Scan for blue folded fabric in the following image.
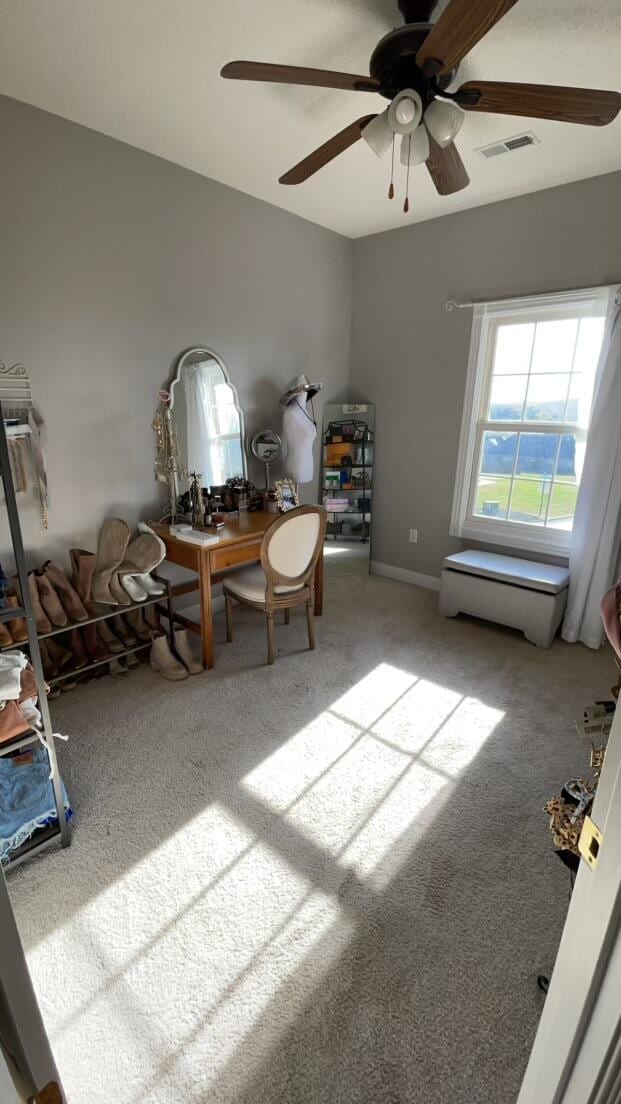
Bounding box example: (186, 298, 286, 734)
(0, 745, 73, 864)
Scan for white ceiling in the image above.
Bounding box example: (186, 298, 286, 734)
(0, 0, 620, 238)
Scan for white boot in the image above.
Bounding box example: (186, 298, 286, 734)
(121, 575, 149, 602)
(174, 628, 203, 675)
(134, 573, 166, 596)
(150, 634, 188, 680)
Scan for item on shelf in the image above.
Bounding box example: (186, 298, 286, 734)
(274, 478, 298, 513)
(0, 650, 28, 702)
(125, 608, 152, 643)
(108, 659, 129, 680)
(67, 629, 88, 669)
(112, 615, 137, 647)
(5, 595, 28, 641)
(70, 548, 97, 608)
(42, 561, 88, 622)
(150, 635, 188, 680)
(92, 517, 131, 605)
(82, 624, 109, 664)
(0, 746, 73, 867)
(97, 621, 124, 654)
(25, 573, 52, 633)
(46, 639, 76, 690)
(173, 629, 203, 675)
(0, 562, 9, 608)
(116, 532, 166, 604)
(34, 573, 67, 628)
(0, 619, 12, 648)
(325, 498, 349, 512)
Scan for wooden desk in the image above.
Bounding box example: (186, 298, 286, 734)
(151, 512, 324, 669)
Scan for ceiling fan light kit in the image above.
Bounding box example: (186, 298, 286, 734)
(424, 98, 465, 148)
(221, 0, 621, 215)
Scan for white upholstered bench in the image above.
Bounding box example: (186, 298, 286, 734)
(438, 550, 569, 648)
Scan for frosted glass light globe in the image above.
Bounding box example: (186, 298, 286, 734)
(395, 98, 416, 126)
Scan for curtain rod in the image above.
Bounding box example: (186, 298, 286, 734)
(445, 283, 619, 313)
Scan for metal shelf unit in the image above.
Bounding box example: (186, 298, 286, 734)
(0, 403, 72, 868)
(322, 422, 373, 543)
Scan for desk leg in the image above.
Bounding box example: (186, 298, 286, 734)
(198, 552, 215, 669)
(314, 546, 324, 617)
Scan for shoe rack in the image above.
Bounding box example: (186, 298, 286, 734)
(0, 583, 177, 687)
(0, 404, 72, 868)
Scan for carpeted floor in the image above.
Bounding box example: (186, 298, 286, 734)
(6, 573, 614, 1104)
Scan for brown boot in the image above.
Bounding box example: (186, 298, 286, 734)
(82, 623, 109, 663)
(35, 572, 68, 628)
(97, 621, 124, 653)
(0, 616, 12, 647)
(112, 615, 137, 646)
(67, 629, 88, 669)
(12, 574, 52, 634)
(5, 595, 28, 642)
(125, 607, 152, 642)
(42, 561, 88, 622)
(39, 639, 59, 679)
(143, 603, 161, 632)
(108, 572, 132, 607)
(70, 548, 97, 607)
(92, 519, 130, 604)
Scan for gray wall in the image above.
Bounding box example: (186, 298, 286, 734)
(351, 172, 621, 579)
(0, 95, 352, 568)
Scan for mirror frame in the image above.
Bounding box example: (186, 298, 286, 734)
(169, 346, 247, 486)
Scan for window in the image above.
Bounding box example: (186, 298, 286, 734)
(450, 288, 610, 556)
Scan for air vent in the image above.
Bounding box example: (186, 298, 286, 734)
(477, 131, 540, 159)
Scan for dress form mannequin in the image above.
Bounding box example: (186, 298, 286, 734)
(282, 393, 317, 484)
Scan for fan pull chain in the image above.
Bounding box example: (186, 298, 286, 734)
(403, 135, 411, 214)
(388, 134, 395, 200)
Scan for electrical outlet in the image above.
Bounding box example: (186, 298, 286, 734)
(409, 528, 418, 543)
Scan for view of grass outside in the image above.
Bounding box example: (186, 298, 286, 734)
(475, 474, 578, 527)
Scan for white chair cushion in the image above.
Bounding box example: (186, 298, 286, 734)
(267, 512, 320, 578)
(224, 565, 304, 605)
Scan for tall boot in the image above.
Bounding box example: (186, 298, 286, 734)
(112, 615, 137, 647)
(70, 549, 97, 609)
(136, 523, 167, 595)
(5, 595, 28, 642)
(35, 572, 68, 628)
(108, 573, 132, 607)
(12, 574, 52, 634)
(42, 561, 88, 622)
(117, 533, 165, 603)
(92, 519, 130, 605)
(46, 638, 77, 691)
(0, 618, 12, 647)
(67, 629, 88, 669)
(97, 621, 124, 653)
(125, 607, 152, 642)
(82, 623, 109, 664)
(143, 603, 161, 632)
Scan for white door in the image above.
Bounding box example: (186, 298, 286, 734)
(518, 699, 621, 1103)
(0, 868, 65, 1102)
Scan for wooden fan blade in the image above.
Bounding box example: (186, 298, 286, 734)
(416, 0, 520, 76)
(456, 81, 621, 127)
(221, 61, 380, 93)
(279, 116, 377, 185)
(425, 134, 470, 195)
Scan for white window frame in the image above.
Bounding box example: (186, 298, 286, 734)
(450, 286, 611, 558)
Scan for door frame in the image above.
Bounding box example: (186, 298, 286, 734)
(518, 703, 621, 1103)
(0, 868, 64, 1102)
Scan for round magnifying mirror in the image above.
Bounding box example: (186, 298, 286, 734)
(250, 430, 283, 489)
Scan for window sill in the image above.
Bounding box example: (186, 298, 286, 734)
(451, 518, 571, 560)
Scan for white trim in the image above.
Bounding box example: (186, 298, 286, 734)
(371, 560, 441, 591)
(450, 285, 611, 556)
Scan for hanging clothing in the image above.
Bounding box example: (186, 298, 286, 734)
(562, 288, 621, 648)
(282, 394, 317, 485)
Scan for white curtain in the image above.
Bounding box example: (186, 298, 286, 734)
(185, 363, 219, 486)
(562, 288, 621, 648)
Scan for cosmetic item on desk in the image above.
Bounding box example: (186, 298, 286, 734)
(211, 514, 226, 529)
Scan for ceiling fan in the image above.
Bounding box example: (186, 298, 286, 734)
(221, 0, 621, 213)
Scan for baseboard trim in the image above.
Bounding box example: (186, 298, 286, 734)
(371, 561, 441, 592)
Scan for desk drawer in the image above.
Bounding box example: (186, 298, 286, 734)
(211, 540, 262, 573)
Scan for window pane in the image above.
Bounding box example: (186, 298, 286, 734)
(493, 323, 535, 375)
(556, 433, 579, 480)
(548, 481, 578, 529)
(530, 319, 578, 374)
(474, 476, 511, 520)
(508, 477, 551, 525)
(488, 375, 528, 420)
(573, 317, 605, 375)
(525, 373, 570, 421)
(480, 431, 517, 475)
(516, 433, 560, 478)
